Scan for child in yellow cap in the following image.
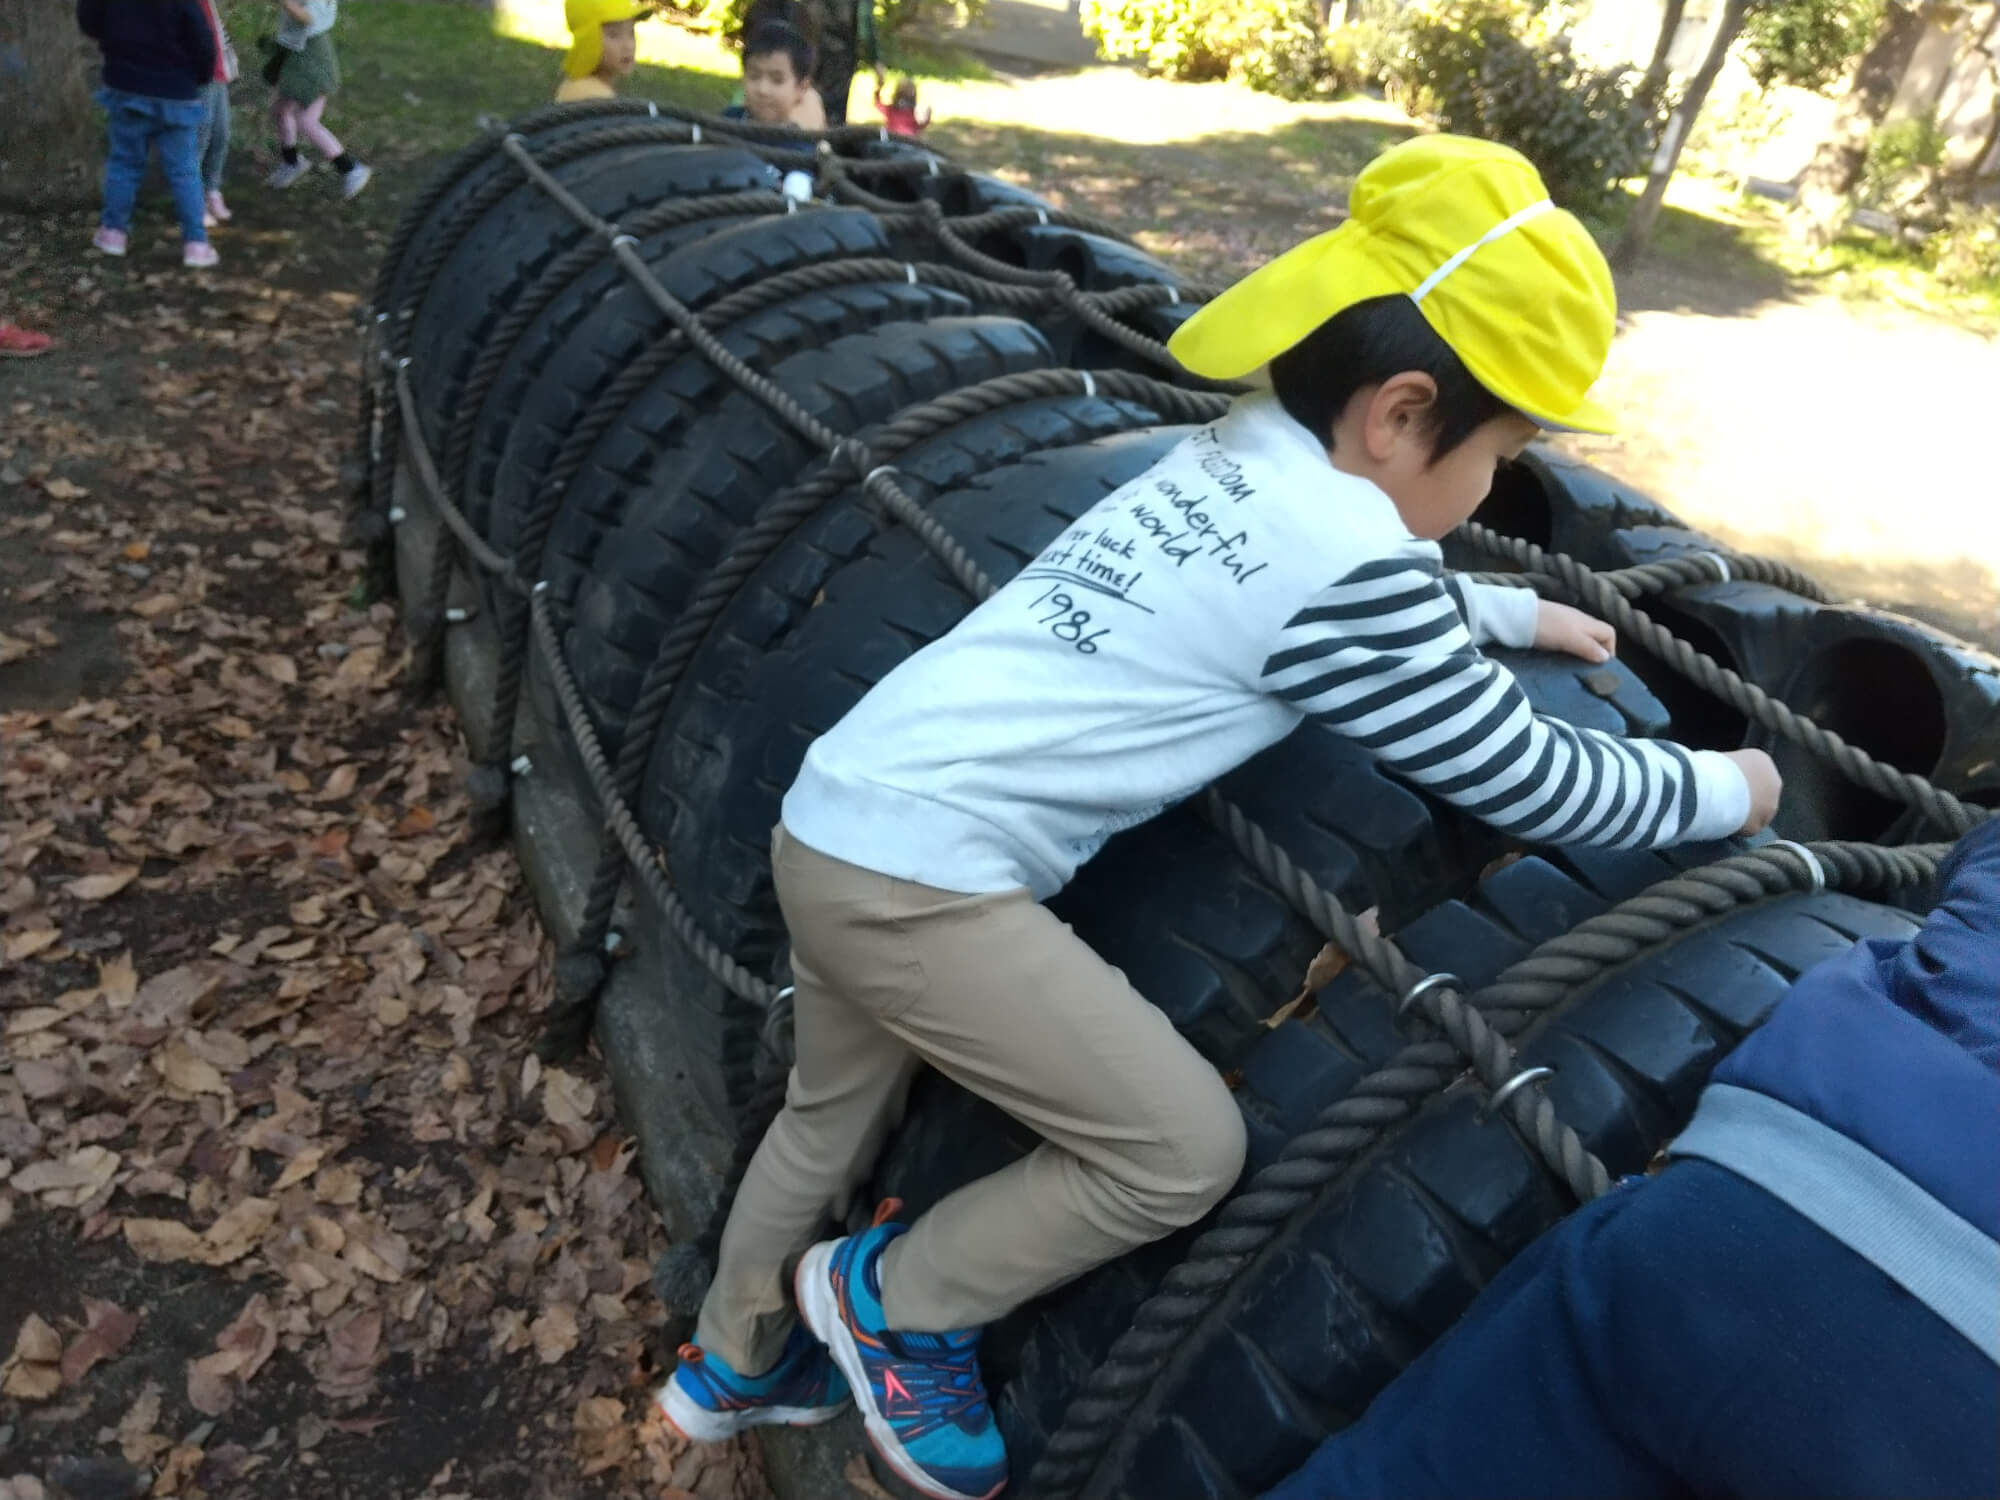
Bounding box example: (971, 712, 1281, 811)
(555, 0, 647, 103)
(655, 134, 1782, 1500)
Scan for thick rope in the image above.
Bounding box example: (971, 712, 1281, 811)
(1458, 523, 1987, 836)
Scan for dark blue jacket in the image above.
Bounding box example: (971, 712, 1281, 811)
(1265, 819, 2000, 1500)
(77, 0, 215, 101)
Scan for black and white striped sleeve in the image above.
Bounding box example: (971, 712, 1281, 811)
(1261, 556, 1750, 848)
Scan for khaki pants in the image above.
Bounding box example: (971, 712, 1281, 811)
(695, 825, 1247, 1375)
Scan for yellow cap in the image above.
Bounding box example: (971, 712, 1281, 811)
(1168, 135, 1618, 434)
(563, 0, 651, 78)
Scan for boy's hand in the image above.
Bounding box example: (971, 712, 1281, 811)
(1725, 748, 1782, 835)
(1533, 601, 1615, 664)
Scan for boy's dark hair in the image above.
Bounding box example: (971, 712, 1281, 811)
(742, 21, 814, 81)
(737, 0, 817, 45)
(1268, 294, 1515, 462)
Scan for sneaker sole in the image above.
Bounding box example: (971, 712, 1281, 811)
(794, 1242, 1004, 1500)
(653, 1376, 847, 1444)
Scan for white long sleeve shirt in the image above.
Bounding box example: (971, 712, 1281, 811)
(783, 394, 1749, 898)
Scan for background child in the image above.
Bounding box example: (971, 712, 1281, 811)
(656, 134, 1781, 1500)
(195, 0, 235, 225)
(724, 0, 825, 128)
(76, 0, 217, 269)
(262, 0, 370, 199)
(555, 0, 646, 103)
(871, 64, 929, 138)
(724, 21, 823, 128)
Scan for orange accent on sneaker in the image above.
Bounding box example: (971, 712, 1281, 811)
(871, 1197, 904, 1227)
(880, 1367, 917, 1411)
(677, 1343, 705, 1365)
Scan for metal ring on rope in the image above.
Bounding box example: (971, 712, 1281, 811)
(1766, 838, 1828, 894)
(1481, 1064, 1556, 1119)
(1398, 972, 1464, 1019)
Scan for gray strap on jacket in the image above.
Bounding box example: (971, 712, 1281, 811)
(1672, 1082, 2000, 1364)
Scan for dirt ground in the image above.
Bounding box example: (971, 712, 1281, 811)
(0, 192, 765, 1499)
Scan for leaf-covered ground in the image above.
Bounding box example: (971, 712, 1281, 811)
(0, 175, 767, 1500)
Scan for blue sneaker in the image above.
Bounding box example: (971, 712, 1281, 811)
(794, 1203, 1007, 1500)
(655, 1324, 851, 1442)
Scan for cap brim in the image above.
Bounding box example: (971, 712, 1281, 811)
(1506, 391, 1616, 437)
(1168, 220, 1402, 382)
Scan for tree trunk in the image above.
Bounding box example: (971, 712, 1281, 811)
(1788, 0, 1934, 251)
(0, 0, 100, 210)
(1944, 3, 2000, 200)
(805, 0, 861, 125)
(1613, 0, 1750, 272)
(1641, 0, 1691, 101)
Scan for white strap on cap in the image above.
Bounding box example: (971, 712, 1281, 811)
(1409, 198, 1555, 305)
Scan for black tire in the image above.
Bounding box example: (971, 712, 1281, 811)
(878, 853, 1915, 1496)
(448, 201, 774, 534)
(1595, 525, 2000, 842)
(642, 430, 1189, 1131)
(476, 208, 916, 578)
(564, 315, 1058, 747)
(405, 144, 775, 450)
(497, 281, 976, 618)
(378, 114, 671, 342)
(1443, 448, 1688, 576)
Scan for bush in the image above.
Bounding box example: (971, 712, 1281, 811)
(1081, 0, 1331, 98)
(1928, 203, 2000, 292)
(1859, 115, 1947, 219)
(1740, 0, 1884, 93)
(1377, 0, 1661, 212)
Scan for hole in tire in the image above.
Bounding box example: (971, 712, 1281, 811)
(1624, 600, 1751, 751)
(1781, 637, 1949, 842)
(1467, 460, 1554, 551)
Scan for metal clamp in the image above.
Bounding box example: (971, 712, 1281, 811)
(690, 121, 701, 142)
(510, 754, 533, 776)
(1079, 371, 1096, 398)
(603, 929, 626, 956)
(1766, 838, 1827, 893)
(1696, 551, 1732, 584)
(610, 232, 640, 252)
(1397, 972, 1464, 1019)
(904, 263, 919, 285)
(387, 506, 407, 524)
(1036, 208, 1050, 225)
(1483, 1065, 1556, 1118)
(1166, 286, 1181, 304)
(444, 606, 472, 624)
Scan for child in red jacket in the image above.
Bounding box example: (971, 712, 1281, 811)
(871, 64, 930, 138)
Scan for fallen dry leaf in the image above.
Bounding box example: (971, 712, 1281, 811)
(1, 1312, 63, 1401)
(12, 1146, 119, 1208)
(59, 1298, 141, 1385)
(201, 1196, 278, 1265)
(155, 1037, 228, 1097)
(529, 1301, 580, 1365)
(314, 1305, 384, 1402)
(123, 1217, 206, 1263)
(4, 925, 61, 962)
(63, 867, 138, 902)
(186, 1294, 279, 1415)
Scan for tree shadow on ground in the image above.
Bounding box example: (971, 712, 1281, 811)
(930, 113, 1420, 283)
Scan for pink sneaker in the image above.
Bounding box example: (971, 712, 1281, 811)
(92, 226, 127, 257)
(206, 190, 232, 223)
(183, 241, 219, 269)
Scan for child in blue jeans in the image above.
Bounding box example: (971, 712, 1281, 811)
(77, 0, 218, 268)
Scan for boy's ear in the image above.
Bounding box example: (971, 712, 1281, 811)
(1362, 372, 1438, 461)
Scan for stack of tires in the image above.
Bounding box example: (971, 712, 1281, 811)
(368, 106, 1985, 1500)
